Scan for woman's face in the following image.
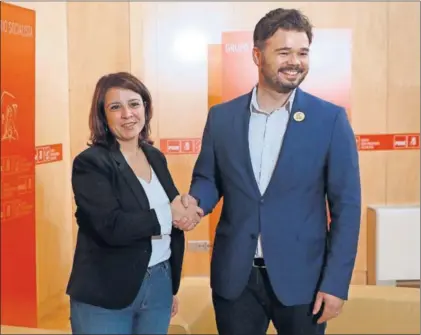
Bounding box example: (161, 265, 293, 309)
(103, 87, 145, 143)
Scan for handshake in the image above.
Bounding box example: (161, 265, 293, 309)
(170, 194, 204, 231)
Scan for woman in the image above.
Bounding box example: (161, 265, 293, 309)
(66, 72, 202, 334)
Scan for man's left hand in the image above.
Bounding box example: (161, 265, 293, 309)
(312, 291, 344, 324)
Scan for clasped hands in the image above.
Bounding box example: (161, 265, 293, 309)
(171, 194, 203, 231)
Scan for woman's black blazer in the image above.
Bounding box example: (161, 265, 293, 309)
(66, 142, 185, 309)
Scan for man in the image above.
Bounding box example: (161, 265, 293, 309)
(174, 7, 361, 335)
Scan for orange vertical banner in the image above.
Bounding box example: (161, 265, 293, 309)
(1, 2, 37, 327)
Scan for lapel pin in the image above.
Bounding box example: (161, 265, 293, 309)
(293, 111, 305, 122)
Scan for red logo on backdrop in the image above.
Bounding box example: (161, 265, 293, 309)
(355, 133, 420, 151)
(160, 138, 201, 155)
(35, 143, 63, 165)
(393, 135, 408, 149)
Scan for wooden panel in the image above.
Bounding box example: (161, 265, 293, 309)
(129, 3, 159, 142)
(387, 2, 420, 134)
(67, 2, 131, 246)
(351, 270, 368, 286)
(386, 2, 420, 205)
(386, 151, 420, 204)
(67, 1, 131, 159)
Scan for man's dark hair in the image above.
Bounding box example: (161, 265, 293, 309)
(253, 8, 313, 49)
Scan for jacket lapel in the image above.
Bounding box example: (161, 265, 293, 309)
(235, 88, 308, 198)
(264, 88, 308, 196)
(234, 91, 261, 199)
(141, 143, 178, 202)
(110, 147, 150, 209)
(111, 143, 178, 209)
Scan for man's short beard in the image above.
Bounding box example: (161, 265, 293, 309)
(262, 71, 304, 94)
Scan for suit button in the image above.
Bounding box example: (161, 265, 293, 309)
(250, 234, 257, 239)
(260, 198, 264, 204)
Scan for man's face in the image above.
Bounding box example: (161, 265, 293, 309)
(253, 29, 310, 93)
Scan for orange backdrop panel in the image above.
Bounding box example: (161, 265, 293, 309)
(1, 2, 37, 327)
(221, 31, 256, 101)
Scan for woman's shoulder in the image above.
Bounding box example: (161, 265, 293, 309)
(73, 144, 113, 170)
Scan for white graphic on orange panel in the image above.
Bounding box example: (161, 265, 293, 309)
(181, 140, 193, 153)
(167, 140, 181, 153)
(408, 135, 419, 148)
(183, 141, 191, 151)
(1, 91, 19, 141)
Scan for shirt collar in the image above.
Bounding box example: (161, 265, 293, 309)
(250, 85, 296, 115)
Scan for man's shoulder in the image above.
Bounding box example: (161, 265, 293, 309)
(209, 91, 251, 116)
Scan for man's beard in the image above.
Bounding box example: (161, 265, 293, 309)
(262, 66, 308, 94)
